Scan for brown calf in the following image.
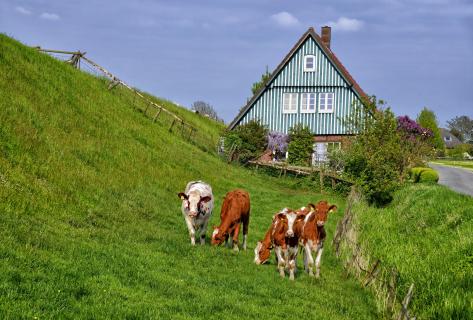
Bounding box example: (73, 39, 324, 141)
(298, 201, 337, 278)
(211, 189, 250, 251)
(254, 210, 290, 277)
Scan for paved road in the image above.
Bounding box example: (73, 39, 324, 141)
(429, 163, 473, 197)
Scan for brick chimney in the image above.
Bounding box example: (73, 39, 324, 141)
(321, 26, 331, 49)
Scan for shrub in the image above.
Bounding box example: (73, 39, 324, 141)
(419, 169, 439, 183)
(287, 124, 313, 166)
(409, 167, 430, 182)
(223, 120, 268, 163)
(343, 99, 404, 206)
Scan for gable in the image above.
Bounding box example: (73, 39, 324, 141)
(271, 37, 346, 88)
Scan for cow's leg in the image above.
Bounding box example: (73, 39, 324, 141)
(184, 215, 196, 246)
(305, 242, 315, 277)
(303, 247, 309, 272)
(198, 219, 209, 245)
(315, 242, 324, 278)
(225, 234, 229, 248)
(232, 223, 241, 251)
(275, 246, 286, 278)
(288, 246, 298, 281)
(242, 214, 250, 251)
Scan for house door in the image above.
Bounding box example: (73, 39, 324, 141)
(312, 143, 328, 165)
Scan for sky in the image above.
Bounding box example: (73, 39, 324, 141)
(1, 0, 472, 126)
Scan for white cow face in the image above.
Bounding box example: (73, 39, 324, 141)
(285, 210, 305, 237)
(178, 191, 211, 217)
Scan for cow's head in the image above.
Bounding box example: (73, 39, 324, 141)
(211, 226, 225, 246)
(308, 201, 337, 226)
(285, 209, 305, 238)
(254, 241, 271, 265)
(178, 191, 212, 218)
(254, 212, 287, 264)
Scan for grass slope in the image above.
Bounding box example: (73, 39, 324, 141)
(353, 184, 473, 319)
(0, 34, 378, 319)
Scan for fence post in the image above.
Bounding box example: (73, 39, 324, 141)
(398, 284, 414, 320)
(153, 108, 162, 122)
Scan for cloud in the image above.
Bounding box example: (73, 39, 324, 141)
(326, 17, 364, 32)
(40, 12, 60, 21)
(271, 11, 300, 27)
(15, 6, 32, 15)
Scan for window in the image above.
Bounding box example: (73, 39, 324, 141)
(304, 55, 316, 72)
(311, 142, 341, 165)
(282, 93, 298, 113)
(444, 136, 452, 142)
(319, 93, 334, 113)
(301, 93, 316, 113)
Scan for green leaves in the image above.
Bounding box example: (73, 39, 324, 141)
(287, 124, 313, 166)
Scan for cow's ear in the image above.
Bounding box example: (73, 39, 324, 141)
(308, 203, 316, 211)
(200, 196, 212, 203)
(328, 205, 338, 213)
(178, 192, 188, 200)
(276, 213, 286, 220)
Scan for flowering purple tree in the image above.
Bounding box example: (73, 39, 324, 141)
(267, 131, 288, 160)
(396, 115, 434, 167)
(397, 115, 432, 141)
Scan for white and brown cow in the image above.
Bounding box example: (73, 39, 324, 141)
(299, 201, 337, 278)
(211, 189, 250, 251)
(254, 209, 290, 277)
(177, 181, 214, 246)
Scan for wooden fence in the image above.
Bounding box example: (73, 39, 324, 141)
(248, 160, 352, 192)
(33, 47, 213, 149)
(332, 188, 417, 320)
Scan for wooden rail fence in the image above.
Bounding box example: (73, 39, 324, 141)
(34, 47, 198, 139)
(248, 160, 352, 192)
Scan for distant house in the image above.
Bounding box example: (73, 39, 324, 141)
(228, 26, 369, 163)
(440, 128, 461, 149)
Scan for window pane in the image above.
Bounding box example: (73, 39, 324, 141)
(290, 94, 297, 110)
(301, 94, 307, 110)
(283, 94, 290, 110)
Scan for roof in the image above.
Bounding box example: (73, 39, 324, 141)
(440, 128, 462, 148)
(228, 27, 369, 130)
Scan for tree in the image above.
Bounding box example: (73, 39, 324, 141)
(191, 101, 222, 122)
(251, 66, 271, 95)
(342, 98, 433, 206)
(287, 124, 313, 166)
(447, 115, 473, 143)
(416, 107, 444, 150)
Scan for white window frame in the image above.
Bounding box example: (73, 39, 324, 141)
(304, 55, 316, 72)
(282, 93, 298, 114)
(318, 92, 334, 113)
(300, 93, 316, 113)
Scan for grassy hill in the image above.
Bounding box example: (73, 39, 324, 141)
(351, 184, 473, 319)
(0, 34, 378, 319)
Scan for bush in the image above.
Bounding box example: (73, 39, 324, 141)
(223, 120, 268, 163)
(287, 124, 313, 166)
(409, 167, 439, 183)
(409, 167, 430, 182)
(419, 169, 439, 183)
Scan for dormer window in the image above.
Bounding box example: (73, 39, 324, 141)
(304, 55, 316, 72)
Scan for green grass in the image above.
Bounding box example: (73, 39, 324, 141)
(0, 34, 378, 319)
(352, 184, 473, 319)
(431, 160, 473, 171)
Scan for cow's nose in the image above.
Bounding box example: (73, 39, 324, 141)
(189, 211, 197, 217)
(286, 230, 294, 237)
(317, 221, 325, 226)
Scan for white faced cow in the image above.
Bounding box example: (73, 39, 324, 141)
(178, 181, 214, 246)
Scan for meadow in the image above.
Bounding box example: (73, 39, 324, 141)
(0, 34, 378, 319)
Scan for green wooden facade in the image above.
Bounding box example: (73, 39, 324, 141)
(229, 27, 368, 138)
